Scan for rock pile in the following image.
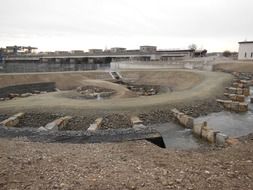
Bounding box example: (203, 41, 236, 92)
(76, 86, 115, 99)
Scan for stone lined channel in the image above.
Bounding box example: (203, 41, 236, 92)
(195, 87, 253, 138)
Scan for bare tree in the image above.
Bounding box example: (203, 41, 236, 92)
(188, 44, 197, 50)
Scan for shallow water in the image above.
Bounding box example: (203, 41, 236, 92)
(149, 122, 206, 150)
(195, 87, 253, 138)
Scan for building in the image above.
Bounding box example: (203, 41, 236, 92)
(89, 49, 103, 54)
(140, 46, 157, 53)
(6, 46, 37, 54)
(110, 47, 126, 53)
(71, 50, 84, 54)
(238, 41, 253, 60)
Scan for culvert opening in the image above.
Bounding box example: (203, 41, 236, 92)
(146, 136, 166, 148)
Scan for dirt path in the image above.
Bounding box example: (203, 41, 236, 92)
(1, 138, 252, 190)
(0, 70, 232, 116)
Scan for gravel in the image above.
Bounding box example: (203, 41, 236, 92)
(100, 114, 132, 129)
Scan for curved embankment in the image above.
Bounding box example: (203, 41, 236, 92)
(0, 69, 233, 115)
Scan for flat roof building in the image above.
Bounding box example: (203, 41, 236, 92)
(238, 41, 253, 60)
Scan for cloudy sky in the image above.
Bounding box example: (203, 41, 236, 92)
(0, 0, 252, 52)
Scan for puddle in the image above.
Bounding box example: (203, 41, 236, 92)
(149, 122, 207, 150)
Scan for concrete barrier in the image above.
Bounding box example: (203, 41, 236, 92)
(171, 108, 194, 128)
(216, 99, 248, 112)
(87, 118, 103, 131)
(0, 113, 25, 127)
(45, 116, 72, 131)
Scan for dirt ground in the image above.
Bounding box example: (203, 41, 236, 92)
(0, 138, 252, 190)
(0, 69, 232, 116)
(214, 62, 253, 73)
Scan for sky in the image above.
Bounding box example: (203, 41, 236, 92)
(0, 0, 253, 52)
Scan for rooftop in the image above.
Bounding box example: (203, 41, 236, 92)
(238, 41, 253, 44)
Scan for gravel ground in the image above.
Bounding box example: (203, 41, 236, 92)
(12, 112, 96, 131)
(139, 98, 224, 125)
(0, 138, 252, 190)
(100, 114, 132, 130)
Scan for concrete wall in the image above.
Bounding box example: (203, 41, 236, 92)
(238, 43, 253, 60)
(1, 62, 110, 73)
(0, 82, 56, 98)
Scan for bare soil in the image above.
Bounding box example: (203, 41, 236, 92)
(0, 138, 252, 190)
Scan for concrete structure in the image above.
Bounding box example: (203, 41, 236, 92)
(71, 50, 84, 54)
(110, 47, 126, 53)
(238, 41, 253, 60)
(2, 45, 202, 66)
(140, 46, 157, 53)
(5, 46, 37, 54)
(89, 49, 103, 54)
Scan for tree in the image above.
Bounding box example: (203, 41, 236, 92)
(223, 50, 231, 57)
(188, 44, 197, 50)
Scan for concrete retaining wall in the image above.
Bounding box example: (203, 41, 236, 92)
(0, 82, 56, 98)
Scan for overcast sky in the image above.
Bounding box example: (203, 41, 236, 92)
(0, 0, 253, 52)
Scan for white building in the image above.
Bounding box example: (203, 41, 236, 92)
(238, 41, 253, 60)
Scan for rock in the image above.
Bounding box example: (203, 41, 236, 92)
(216, 133, 229, 145)
(226, 138, 240, 145)
(0, 112, 25, 127)
(130, 116, 143, 125)
(37, 126, 48, 132)
(193, 122, 205, 136)
(21, 93, 33, 98)
(45, 116, 72, 131)
(238, 103, 248, 112)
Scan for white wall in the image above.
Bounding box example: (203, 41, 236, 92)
(238, 43, 253, 60)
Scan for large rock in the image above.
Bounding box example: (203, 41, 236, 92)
(45, 116, 72, 131)
(0, 112, 25, 127)
(87, 118, 103, 131)
(193, 122, 206, 136)
(130, 116, 143, 125)
(171, 108, 193, 128)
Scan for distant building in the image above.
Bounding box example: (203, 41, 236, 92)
(55, 51, 70, 55)
(6, 46, 37, 54)
(71, 50, 84, 54)
(110, 47, 126, 53)
(140, 46, 157, 53)
(238, 41, 253, 60)
(89, 49, 103, 54)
